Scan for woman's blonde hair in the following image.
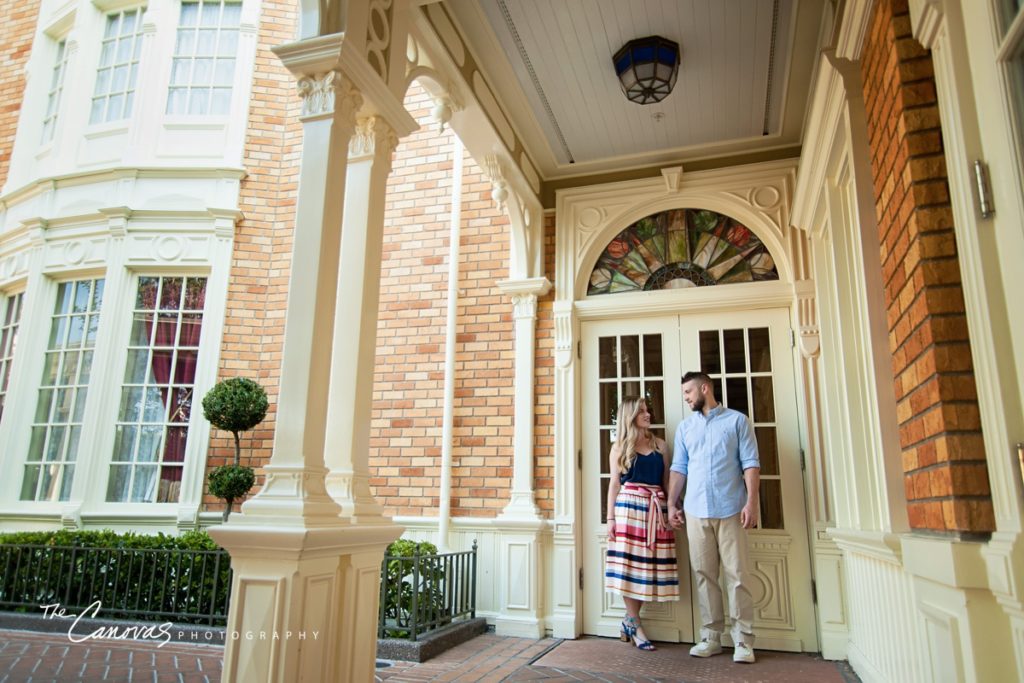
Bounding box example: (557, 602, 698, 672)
(616, 396, 651, 475)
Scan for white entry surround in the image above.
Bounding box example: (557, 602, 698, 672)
(548, 158, 838, 649)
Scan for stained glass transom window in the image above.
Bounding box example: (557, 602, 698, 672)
(587, 209, 779, 296)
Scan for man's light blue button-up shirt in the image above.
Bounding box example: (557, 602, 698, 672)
(670, 404, 760, 519)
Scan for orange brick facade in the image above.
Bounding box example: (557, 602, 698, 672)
(218, 10, 556, 517)
(206, 0, 302, 508)
(860, 0, 993, 533)
(0, 0, 40, 191)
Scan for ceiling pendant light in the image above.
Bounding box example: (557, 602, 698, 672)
(613, 35, 680, 105)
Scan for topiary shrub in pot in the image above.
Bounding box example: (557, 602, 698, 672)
(202, 377, 268, 521)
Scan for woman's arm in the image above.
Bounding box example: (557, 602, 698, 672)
(607, 443, 622, 541)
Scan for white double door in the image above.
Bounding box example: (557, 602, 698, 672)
(580, 308, 818, 652)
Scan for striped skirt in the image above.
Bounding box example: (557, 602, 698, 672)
(604, 484, 680, 602)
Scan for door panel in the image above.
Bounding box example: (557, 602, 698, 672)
(582, 318, 692, 643)
(581, 309, 819, 652)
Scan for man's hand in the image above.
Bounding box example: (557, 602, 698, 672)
(668, 505, 685, 529)
(740, 500, 758, 529)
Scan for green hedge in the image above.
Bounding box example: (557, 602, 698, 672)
(0, 529, 231, 625)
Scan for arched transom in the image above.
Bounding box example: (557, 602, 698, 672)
(587, 208, 779, 295)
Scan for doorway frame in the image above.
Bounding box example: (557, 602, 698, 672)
(548, 159, 836, 654)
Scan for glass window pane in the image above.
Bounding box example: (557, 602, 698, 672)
(642, 334, 662, 376)
(34, 390, 53, 422)
(174, 350, 198, 383)
(222, 2, 242, 25)
(599, 337, 616, 378)
(40, 353, 60, 385)
(124, 349, 151, 383)
(699, 330, 720, 374)
(619, 336, 640, 377)
(59, 352, 80, 385)
(171, 58, 191, 85)
(600, 430, 612, 475)
(193, 58, 213, 85)
(130, 314, 153, 345)
(189, 90, 210, 115)
(751, 377, 775, 423)
(180, 2, 199, 26)
(167, 88, 188, 114)
(748, 327, 771, 372)
(143, 386, 167, 422)
(184, 278, 207, 309)
(106, 465, 131, 501)
(201, 3, 221, 25)
(136, 277, 159, 309)
(644, 381, 664, 424)
(218, 29, 238, 55)
(112, 425, 138, 462)
(211, 87, 232, 114)
(120, 386, 144, 422)
(21, 466, 41, 499)
(27, 427, 46, 461)
(197, 29, 217, 54)
(756, 427, 779, 476)
(622, 381, 640, 399)
(131, 466, 157, 502)
(138, 425, 164, 461)
(158, 467, 183, 503)
(759, 480, 784, 529)
(169, 387, 192, 423)
(600, 382, 617, 426)
(164, 426, 188, 462)
(724, 377, 748, 417)
(723, 329, 746, 373)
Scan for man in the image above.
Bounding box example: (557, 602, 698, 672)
(668, 371, 760, 664)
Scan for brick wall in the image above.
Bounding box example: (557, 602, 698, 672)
(206, 0, 301, 507)
(370, 84, 517, 517)
(534, 213, 556, 516)
(0, 0, 40, 189)
(860, 0, 993, 533)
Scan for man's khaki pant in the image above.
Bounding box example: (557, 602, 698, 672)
(685, 512, 755, 645)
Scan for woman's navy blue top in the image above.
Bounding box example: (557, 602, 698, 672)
(619, 451, 664, 485)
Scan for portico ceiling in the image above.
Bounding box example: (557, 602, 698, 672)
(444, 0, 829, 180)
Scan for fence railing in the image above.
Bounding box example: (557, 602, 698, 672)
(0, 544, 232, 625)
(378, 540, 477, 641)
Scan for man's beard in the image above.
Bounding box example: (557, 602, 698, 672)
(691, 396, 705, 412)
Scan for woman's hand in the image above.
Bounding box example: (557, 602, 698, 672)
(607, 521, 617, 542)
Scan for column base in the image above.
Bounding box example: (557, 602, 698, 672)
(493, 517, 546, 639)
(209, 521, 402, 683)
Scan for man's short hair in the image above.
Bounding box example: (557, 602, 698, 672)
(681, 371, 713, 387)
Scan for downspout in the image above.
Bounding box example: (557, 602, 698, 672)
(439, 134, 463, 551)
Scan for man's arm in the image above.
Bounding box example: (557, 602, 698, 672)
(668, 424, 688, 527)
(740, 466, 760, 529)
(738, 415, 760, 529)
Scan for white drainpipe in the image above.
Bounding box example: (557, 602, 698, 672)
(438, 134, 463, 550)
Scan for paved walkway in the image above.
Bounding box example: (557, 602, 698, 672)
(0, 629, 858, 682)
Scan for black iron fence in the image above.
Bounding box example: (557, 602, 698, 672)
(378, 540, 478, 641)
(0, 543, 232, 625)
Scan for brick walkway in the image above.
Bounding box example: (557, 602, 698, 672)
(0, 629, 857, 682)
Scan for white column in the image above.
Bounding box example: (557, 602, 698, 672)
(495, 279, 550, 520)
(322, 113, 399, 524)
(208, 50, 400, 683)
(438, 134, 464, 550)
(491, 277, 549, 638)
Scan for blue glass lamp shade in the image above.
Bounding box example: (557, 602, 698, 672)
(613, 36, 680, 105)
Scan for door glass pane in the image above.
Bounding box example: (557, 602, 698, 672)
(595, 332, 665, 524)
(751, 377, 775, 422)
(760, 480, 784, 529)
(644, 381, 664, 423)
(748, 328, 771, 372)
(642, 334, 662, 375)
(619, 336, 640, 377)
(599, 337, 616, 377)
(755, 427, 779, 476)
(600, 382, 617, 425)
(699, 330, 720, 374)
(725, 377, 749, 417)
(723, 329, 746, 373)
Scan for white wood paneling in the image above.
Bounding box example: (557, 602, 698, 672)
(479, 0, 790, 164)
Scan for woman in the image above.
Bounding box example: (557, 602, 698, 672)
(604, 396, 679, 651)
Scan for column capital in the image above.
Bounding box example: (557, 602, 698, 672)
(349, 115, 399, 164)
(296, 70, 364, 122)
(496, 276, 551, 299)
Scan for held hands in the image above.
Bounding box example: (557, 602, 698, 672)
(740, 500, 759, 529)
(668, 505, 685, 529)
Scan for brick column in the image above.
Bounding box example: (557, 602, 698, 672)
(860, 0, 993, 534)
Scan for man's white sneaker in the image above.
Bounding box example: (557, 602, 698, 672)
(689, 639, 723, 657)
(733, 642, 756, 663)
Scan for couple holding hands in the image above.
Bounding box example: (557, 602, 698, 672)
(604, 371, 760, 664)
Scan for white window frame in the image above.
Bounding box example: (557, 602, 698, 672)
(0, 291, 26, 427)
(88, 6, 145, 125)
(20, 278, 106, 503)
(166, 0, 243, 116)
(106, 274, 209, 504)
(41, 39, 71, 144)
